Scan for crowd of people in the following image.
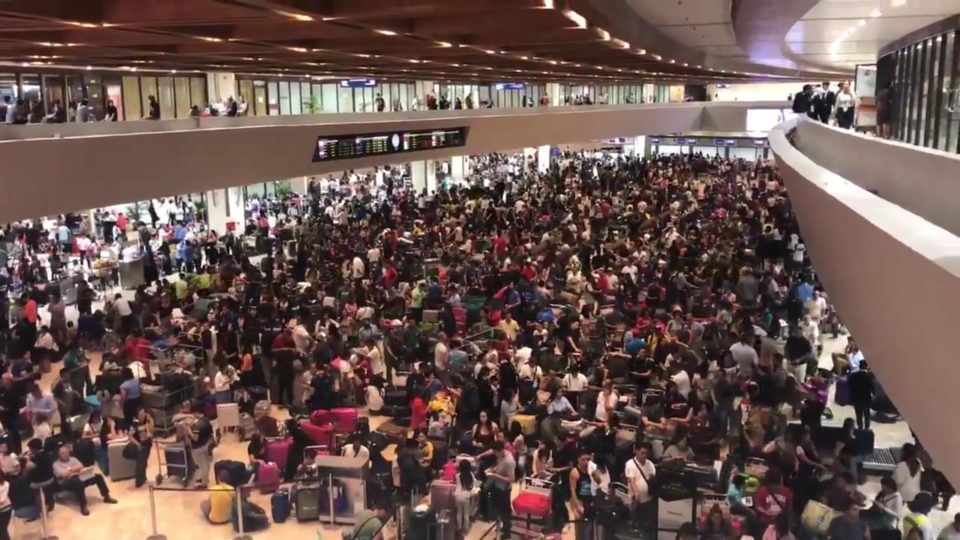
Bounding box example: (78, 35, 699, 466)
(0, 146, 952, 540)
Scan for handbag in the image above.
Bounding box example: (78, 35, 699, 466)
(633, 458, 659, 499)
(800, 499, 838, 534)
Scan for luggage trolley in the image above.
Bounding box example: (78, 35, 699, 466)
(154, 440, 191, 487)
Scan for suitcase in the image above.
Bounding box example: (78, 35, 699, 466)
(376, 420, 407, 445)
(254, 400, 271, 419)
(141, 384, 167, 410)
(330, 407, 358, 433)
(256, 415, 280, 437)
(271, 488, 291, 523)
(511, 414, 537, 435)
(431, 480, 456, 512)
(300, 421, 335, 447)
(266, 437, 293, 471)
(835, 376, 851, 406)
(247, 386, 270, 403)
(214, 459, 249, 487)
(257, 462, 281, 493)
(356, 416, 370, 436)
(217, 402, 241, 430)
(310, 409, 330, 426)
(382, 405, 411, 418)
(240, 413, 256, 440)
(295, 482, 322, 522)
(107, 439, 137, 481)
(385, 389, 407, 407)
(163, 443, 190, 481)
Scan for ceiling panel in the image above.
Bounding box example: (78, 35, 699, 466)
(625, 0, 732, 26)
(658, 24, 740, 47)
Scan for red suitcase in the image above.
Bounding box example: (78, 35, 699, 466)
(299, 421, 335, 448)
(266, 437, 293, 471)
(330, 408, 358, 433)
(256, 462, 281, 494)
(310, 409, 330, 426)
(442, 461, 457, 482)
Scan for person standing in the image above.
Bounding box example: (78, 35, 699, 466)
(104, 99, 118, 121)
(486, 441, 516, 538)
(849, 361, 875, 430)
(570, 449, 597, 540)
(625, 442, 657, 534)
(835, 83, 857, 129)
(146, 95, 160, 120)
(813, 82, 836, 124)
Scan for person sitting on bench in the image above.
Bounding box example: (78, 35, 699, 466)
(51, 445, 117, 515)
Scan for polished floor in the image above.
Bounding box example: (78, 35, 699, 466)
(13, 313, 954, 540)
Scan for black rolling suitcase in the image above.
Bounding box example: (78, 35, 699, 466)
(295, 482, 322, 522)
(214, 459, 249, 487)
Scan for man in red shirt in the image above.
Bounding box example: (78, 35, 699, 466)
(382, 261, 398, 289)
(754, 469, 793, 526)
(125, 330, 151, 368)
(22, 294, 37, 325)
(492, 233, 508, 259)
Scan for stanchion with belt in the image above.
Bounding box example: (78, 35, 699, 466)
(145, 486, 166, 540)
(34, 483, 58, 540)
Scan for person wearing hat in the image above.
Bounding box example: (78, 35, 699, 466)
(902, 491, 935, 540)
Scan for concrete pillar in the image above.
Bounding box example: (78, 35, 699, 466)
(290, 176, 310, 195)
(206, 186, 245, 235)
(546, 82, 561, 107)
(205, 72, 236, 104)
(450, 156, 467, 183)
(537, 145, 551, 173)
(627, 136, 647, 156)
(411, 160, 437, 194)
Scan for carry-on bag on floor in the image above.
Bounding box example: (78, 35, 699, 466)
(835, 376, 851, 407)
(214, 459, 249, 488)
(217, 402, 241, 431)
(430, 480, 456, 512)
(257, 462, 281, 493)
(266, 437, 293, 471)
(295, 482, 323, 522)
(330, 407, 359, 433)
(163, 443, 190, 481)
(271, 488, 291, 523)
(107, 439, 137, 481)
(300, 421, 335, 448)
(385, 389, 407, 407)
(310, 409, 331, 426)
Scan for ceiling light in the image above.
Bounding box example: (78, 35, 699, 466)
(858, 19, 866, 26)
(408, 59, 420, 63)
(613, 39, 630, 49)
(669, 59, 676, 63)
(86, 65, 92, 70)
(483, 49, 495, 54)
(891, 0, 905, 6)
(870, 9, 882, 17)
(436, 41, 452, 47)
(287, 46, 308, 53)
(274, 9, 313, 21)
(635, 49, 647, 55)
(520, 55, 529, 60)
(357, 53, 371, 58)
(170, 69, 177, 74)
(374, 29, 397, 36)
(651, 54, 662, 60)
(67, 21, 97, 28)
(596, 28, 611, 41)
(100, 22, 116, 27)
(562, 10, 587, 28)
(196, 36, 222, 42)
(541, 0, 555, 8)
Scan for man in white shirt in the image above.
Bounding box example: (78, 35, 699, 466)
(624, 443, 657, 533)
(351, 256, 366, 280)
(434, 333, 450, 374)
(355, 338, 384, 377)
(562, 366, 589, 392)
(291, 319, 313, 355)
(729, 335, 758, 378)
(670, 365, 691, 399)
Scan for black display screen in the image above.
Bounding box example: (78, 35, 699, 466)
(312, 127, 468, 162)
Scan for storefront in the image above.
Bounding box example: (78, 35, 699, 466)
(878, 22, 960, 153)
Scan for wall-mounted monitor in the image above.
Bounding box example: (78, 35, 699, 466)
(339, 79, 377, 88)
(313, 127, 469, 162)
(494, 82, 525, 90)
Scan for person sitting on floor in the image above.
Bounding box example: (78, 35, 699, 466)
(201, 469, 234, 525)
(232, 486, 269, 532)
(51, 444, 117, 516)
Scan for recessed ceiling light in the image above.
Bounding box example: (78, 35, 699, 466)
(436, 41, 452, 48)
(613, 39, 630, 49)
(85, 65, 92, 70)
(870, 9, 882, 17)
(196, 36, 222, 42)
(287, 46, 308, 53)
(520, 55, 529, 60)
(858, 19, 866, 26)
(541, 0, 555, 8)
(562, 10, 587, 28)
(274, 10, 313, 21)
(891, 0, 905, 6)
(66, 21, 97, 28)
(374, 29, 397, 36)
(483, 49, 495, 54)
(596, 28, 611, 41)
(651, 54, 662, 60)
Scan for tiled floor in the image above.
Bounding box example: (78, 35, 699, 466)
(15, 309, 955, 540)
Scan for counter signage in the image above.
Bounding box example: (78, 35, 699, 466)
(339, 78, 377, 88)
(754, 139, 767, 147)
(650, 137, 660, 144)
(313, 127, 469, 162)
(714, 138, 725, 146)
(494, 82, 525, 90)
(724, 139, 737, 146)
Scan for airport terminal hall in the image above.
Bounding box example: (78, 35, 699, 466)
(0, 0, 959, 539)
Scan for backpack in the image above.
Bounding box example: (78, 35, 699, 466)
(459, 382, 480, 415)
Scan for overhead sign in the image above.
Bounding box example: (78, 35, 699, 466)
(313, 127, 469, 162)
(339, 78, 377, 88)
(494, 82, 525, 90)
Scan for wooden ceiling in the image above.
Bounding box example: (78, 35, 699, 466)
(0, 0, 773, 83)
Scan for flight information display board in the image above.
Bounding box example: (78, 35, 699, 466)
(312, 127, 468, 162)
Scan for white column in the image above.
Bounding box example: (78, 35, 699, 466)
(290, 176, 310, 195)
(205, 187, 245, 235)
(414, 80, 434, 109)
(205, 72, 236, 104)
(626, 136, 647, 156)
(411, 160, 437, 194)
(546, 82, 561, 106)
(450, 156, 467, 183)
(537, 145, 551, 173)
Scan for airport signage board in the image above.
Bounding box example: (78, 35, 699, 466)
(313, 127, 469, 162)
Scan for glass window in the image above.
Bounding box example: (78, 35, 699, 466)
(65, 75, 84, 109)
(267, 81, 279, 115)
(85, 74, 105, 118)
(42, 75, 65, 114)
(339, 84, 353, 112)
(300, 82, 311, 112)
(938, 32, 955, 151)
(290, 81, 301, 114)
(278, 81, 291, 115)
(382, 84, 392, 112)
(140, 76, 158, 119)
(311, 83, 323, 112)
(189, 77, 206, 111)
(949, 31, 960, 153)
(122, 76, 142, 120)
(157, 76, 175, 120)
(321, 83, 337, 113)
(930, 36, 946, 149)
(400, 84, 410, 111)
(918, 40, 933, 146)
(254, 81, 267, 116)
(238, 79, 254, 115)
(174, 77, 191, 118)
(364, 86, 374, 112)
